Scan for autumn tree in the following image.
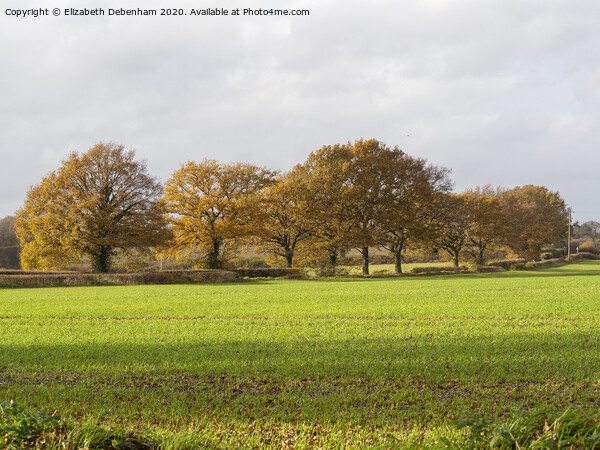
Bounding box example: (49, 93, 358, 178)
(301, 139, 396, 275)
(300, 139, 452, 275)
(498, 185, 568, 259)
(252, 168, 314, 268)
(162, 159, 276, 269)
(15, 143, 169, 272)
(299, 143, 355, 271)
(338, 139, 396, 275)
(378, 160, 453, 274)
(461, 186, 505, 264)
(430, 193, 470, 267)
(0, 216, 21, 269)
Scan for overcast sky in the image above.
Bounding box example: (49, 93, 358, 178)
(2, 0, 599, 222)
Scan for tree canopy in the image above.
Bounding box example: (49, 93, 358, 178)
(15, 143, 168, 272)
(14, 139, 573, 272)
(162, 159, 276, 269)
(498, 185, 568, 260)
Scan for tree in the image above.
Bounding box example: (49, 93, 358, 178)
(574, 221, 600, 243)
(378, 160, 453, 274)
(15, 142, 168, 272)
(0, 216, 21, 269)
(251, 168, 314, 268)
(299, 143, 355, 271)
(461, 186, 504, 265)
(338, 139, 395, 275)
(430, 193, 470, 267)
(302, 139, 396, 275)
(162, 159, 276, 269)
(300, 138, 452, 275)
(498, 185, 568, 259)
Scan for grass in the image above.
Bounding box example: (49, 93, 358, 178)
(1, 261, 600, 447)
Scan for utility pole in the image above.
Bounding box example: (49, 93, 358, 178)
(567, 208, 572, 261)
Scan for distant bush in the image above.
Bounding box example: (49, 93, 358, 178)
(371, 254, 394, 265)
(487, 259, 527, 270)
(541, 247, 564, 259)
(231, 268, 302, 278)
(338, 255, 363, 266)
(473, 265, 504, 273)
(578, 241, 600, 255)
(411, 266, 468, 274)
(0, 270, 240, 288)
(569, 252, 600, 261)
(512, 263, 527, 270)
(228, 256, 270, 269)
(525, 258, 565, 269)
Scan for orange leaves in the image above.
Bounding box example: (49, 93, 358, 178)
(15, 142, 168, 272)
(162, 159, 276, 268)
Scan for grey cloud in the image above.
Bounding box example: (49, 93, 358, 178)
(2, 0, 600, 221)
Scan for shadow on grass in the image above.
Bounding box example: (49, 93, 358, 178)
(2, 327, 600, 380)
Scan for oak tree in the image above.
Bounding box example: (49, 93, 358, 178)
(15, 143, 168, 272)
(430, 193, 470, 267)
(461, 186, 504, 264)
(498, 185, 568, 259)
(378, 159, 453, 273)
(162, 159, 276, 269)
(299, 143, 355, 271)
(252, 168, 314, 268)
(301, 139, 452, 275)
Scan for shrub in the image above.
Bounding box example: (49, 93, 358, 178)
(0, 400, 61, 448)
(569, 252, 600, 261)
(578, 241, 600, 255)
(0, 270, 240, 288)
(371, 254, 395, 265)
(541, 247, 565, 259)
(228, 256, 270, 269)
(440, 408, 600, 449)
(525, 258, 565, 269)
(474, 265, 504, 273)
(338, 254, 363, 266)
(488, 259, 527, 270)
(231, 268, 302, 278)
(411, 266, 468, 274)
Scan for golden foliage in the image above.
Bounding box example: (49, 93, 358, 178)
(499, 185, 568, 259)
(162, 159, 276, 269)
(15, 142, 168, 272)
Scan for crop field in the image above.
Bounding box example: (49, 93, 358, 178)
(2, 261, 600, 447)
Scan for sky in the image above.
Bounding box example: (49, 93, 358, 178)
(2, 0, 600, 222)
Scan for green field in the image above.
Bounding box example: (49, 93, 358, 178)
(2, 261, 600, 447)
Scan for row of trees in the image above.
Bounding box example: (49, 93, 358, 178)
(14, 141, 570, 273)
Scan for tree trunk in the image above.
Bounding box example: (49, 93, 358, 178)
(453, 251, 460, 267)
(285, 249, 293, 268)
(91, 246, 112, 273)
(477, 244, 486, 265)
(328, 249, 337, 267)
(394, 250, 402, 274)
(392, 239, 405, 274)
(207, 240, 221, 269)
(361, 246, 369, 275)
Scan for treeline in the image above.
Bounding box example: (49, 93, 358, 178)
(12, 140, 569, 273)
